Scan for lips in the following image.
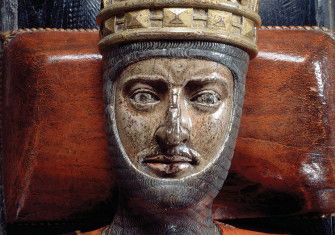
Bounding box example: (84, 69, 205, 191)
(142, 155, 195, 176)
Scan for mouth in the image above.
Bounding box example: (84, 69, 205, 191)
(142, 154, 198, 177)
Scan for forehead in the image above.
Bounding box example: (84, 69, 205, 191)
(119, 58, 232, 85)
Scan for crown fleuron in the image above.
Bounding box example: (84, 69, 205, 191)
(97, 0, 262, 57)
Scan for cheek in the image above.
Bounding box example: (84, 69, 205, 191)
(114, 93, 163, 161)
(190, 102, 233, 163)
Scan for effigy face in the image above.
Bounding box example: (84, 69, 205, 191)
(114, 58, 234, 179)
(97, 0, 261, 233)
(101, 42, 249, 233)
(102, 40, 250, 214)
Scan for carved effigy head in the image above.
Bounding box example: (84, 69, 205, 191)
(97, 0, 261, 233)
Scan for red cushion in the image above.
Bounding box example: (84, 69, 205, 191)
(2, 27, 335, 226)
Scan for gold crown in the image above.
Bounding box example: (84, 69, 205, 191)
(97, 0, 262, 57)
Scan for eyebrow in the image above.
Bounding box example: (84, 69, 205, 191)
(121, 75, 168, 92)
(122, 75, 166, 84)
(187, 73, 230, 88)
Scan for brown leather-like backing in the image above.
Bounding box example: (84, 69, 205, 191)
(215, 28, 335, 219)
(2, 28, 335, 225)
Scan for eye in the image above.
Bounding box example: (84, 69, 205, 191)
(191, 90, 221, 106)
(131, 90, 159, 105)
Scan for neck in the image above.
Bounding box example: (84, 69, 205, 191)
(105, 193, 220, 235)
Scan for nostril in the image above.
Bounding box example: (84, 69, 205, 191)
(155, 122, 190, 147)
(181, 138, 187, 144)
(155, 133, 163, 146)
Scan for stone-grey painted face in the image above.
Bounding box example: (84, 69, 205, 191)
(102, 42, 248, 220)
(114, 58, 234, 179)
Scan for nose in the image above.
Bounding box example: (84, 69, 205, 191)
(155, 92, 190, 147)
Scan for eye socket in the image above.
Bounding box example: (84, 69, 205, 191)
(131, 90, 159, 105)
(190, 90, 221, 106)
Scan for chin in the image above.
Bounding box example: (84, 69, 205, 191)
(115, 149, 230, 212)
(149, 184, 209, 210)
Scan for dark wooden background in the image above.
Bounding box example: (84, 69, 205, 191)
(1, 0, 334, 31)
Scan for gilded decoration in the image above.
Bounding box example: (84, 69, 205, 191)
(97, 0, 262, 57)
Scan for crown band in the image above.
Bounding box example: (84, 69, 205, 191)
(99, 27, 258, 57)
(98, 0, 261, 57)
